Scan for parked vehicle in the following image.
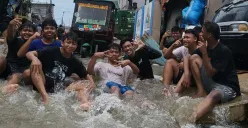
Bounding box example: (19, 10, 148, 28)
(213, 0, 248, 69)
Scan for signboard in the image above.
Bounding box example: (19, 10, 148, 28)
(142, 1, 154, 35)
(134, 7, 144, 38)
(73, 2, 110, 31)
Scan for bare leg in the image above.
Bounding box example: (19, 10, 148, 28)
(123, 90, 133, 99)
(22, 69, 32, 85)
(162, 59, 180, 86)
(174, 73, 185, 93)
(0, 56, 6, 74)
(189, 55, 207, 97)
(31, 68, 49, 104)
(7, 73, 21, 85)
(110, 86, 121, 98)
(66, 81, 91, 110)
(191, 90, 221, 122)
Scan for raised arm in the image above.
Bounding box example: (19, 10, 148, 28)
(18, 32, 40, 57)
(7, 18, 22, 41)
(163, 40, 181, 59)
(87, 52, 106, 75)
(26, 51, 42, 74)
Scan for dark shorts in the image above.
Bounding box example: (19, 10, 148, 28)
(0, 63, 11, 79)
(173, 68, 184, 84)
(106, 81, 134, 95)
(200, 66, 237, 103)
(8, 62, 29, 74)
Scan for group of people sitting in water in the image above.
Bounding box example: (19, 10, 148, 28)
(0, 17, 240, 122)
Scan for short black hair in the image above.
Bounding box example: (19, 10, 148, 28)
(184, 29, 198, 41)
(203, 21, 220, 40)
(120, 38, 132, 48)
(41, 18, 58, 29)
(62, 32, 78, 42)
(19, 21, 37, 32)
(193, 26, 202, 35)
(171, 26, 181, 33)
(108, 43, 121, 52)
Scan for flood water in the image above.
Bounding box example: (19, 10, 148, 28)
(0, 57, 244, 128)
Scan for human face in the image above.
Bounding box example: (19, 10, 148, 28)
(202, 27, 210, 41)
(183, 33, 197, 48)
(107, 48, 120, 62)
(20, 27, 35, 40)
(171, 31, 181, 40)
(62, 39, 77, 54)
(122, 41, 134, 56)
(42, 25, 56, 39)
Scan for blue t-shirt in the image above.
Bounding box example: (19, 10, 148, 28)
(28, 39, 62, 51)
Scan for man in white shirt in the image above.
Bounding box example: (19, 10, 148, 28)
(87, 43, 139, 98)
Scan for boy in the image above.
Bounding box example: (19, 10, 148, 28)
(120, 39, 161, 80)
(87, 43, 139, 98)
(26, 32, 95, 109)
(0, 18, 36, 93)
(190, 21, 240, 121)
(17, 18, 61, 57)
(163, 29, 199, 96)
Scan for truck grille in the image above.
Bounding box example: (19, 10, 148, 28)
(220, 26, 229, 32)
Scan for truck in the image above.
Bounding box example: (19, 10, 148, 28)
(71, 0, 116, 57)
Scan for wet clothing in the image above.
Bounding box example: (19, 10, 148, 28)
(200, 66, 237, 103)
(106, 81, 134, 94)
(28, 39, 61, 51)
(125, 46, 161, 80)
(36, 47, 88, 93)
(0, 37, 30, 79)
(94, 62, 133, 85)
(195, 43, 240, 96)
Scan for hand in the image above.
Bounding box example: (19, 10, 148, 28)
(162, 30, 170, 39)
(31, 58, 42, 74)
(30, 32, 41, 40)
(198, 41, 207, 55)
(133, 38, 145, 51)
(70, 73, 81, 80)
(115, 60, 131, 67)
(182, 73, 191, 88)
(9, 18, 22, 29)
(171, 39, 182, 49)
(93, 50, 110, 59)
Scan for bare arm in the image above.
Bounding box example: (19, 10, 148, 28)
(160, 37, 166, 50)
(202, 53, 216, 77)
(7, 18, 22, 41)
(26, 51, 38, 61)
(18, 32, 40, 57)
(87, 56, 97, 76)
(127, 60, 140, 75)
(164, 39, 181, 59)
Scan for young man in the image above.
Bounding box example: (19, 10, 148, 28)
(160, 26, 182, 50)
(26, 32, 95, 109)
(17, 18, 61, 57)
(190, 21, 240, 121)
(0, 18, 37, 93)
(87, 43, 139, 98)
(120, 39, 161, 80)
(162, 29, 199, 95)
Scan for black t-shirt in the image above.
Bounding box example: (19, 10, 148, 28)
(194, 43, 240, 95)
(37, 47, 88, 92)
(125, 46, 162, 80)
(7, 37, 30, 66)
(163, 37, 175, 48)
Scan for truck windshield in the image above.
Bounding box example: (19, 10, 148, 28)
(75, 3, 108, 25)
(213, 3, 248, 22)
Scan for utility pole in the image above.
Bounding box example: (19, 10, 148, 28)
(61, 11, 65, 26)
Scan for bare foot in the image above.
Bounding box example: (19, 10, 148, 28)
(42, 94, 49, 104)
(80, 102, 91, 111)
(1, 84, 19, 94)
(163, 87, 172, 96)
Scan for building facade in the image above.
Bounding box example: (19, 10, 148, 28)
(31, 3, 55, 25)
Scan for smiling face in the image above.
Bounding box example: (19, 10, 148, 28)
(122, 41, 134, 56)
(42, 25, 56, 39)
(61, 39, 77, 54)
(19, 27, 35, 40)
(183, 33, 197, 48)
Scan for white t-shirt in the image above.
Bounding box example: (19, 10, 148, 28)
(172, 46, 189, 61)
(94, 62, 133, 86)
